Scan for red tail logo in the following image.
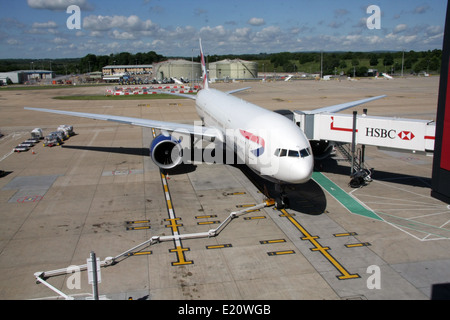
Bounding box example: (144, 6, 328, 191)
(199, 38, 209, 89)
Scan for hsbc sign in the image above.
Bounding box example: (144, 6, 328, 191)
(398, 131, 415, 140)
(366, 127, 396, 139)
(312, 113, 434, 153)
(365, 127, 415, 141)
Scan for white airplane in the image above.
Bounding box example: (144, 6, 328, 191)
(25, 39, 385, 208)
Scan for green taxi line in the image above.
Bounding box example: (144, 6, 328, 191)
(312, 172, 383, 221)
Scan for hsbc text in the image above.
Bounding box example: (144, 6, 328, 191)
(366, 127, 396, 139)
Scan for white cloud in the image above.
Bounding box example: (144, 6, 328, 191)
(32, 21, 57, 29)
(7, 39, 20, 45)
(111, 30, 136, 40)
(254, 26, 281, 42)
(397, 35, 418, 44)
(52, 37, 68, 44)
(199, 25, 228, 38)
(342, 34, 362, 46)
(28, 20, 59, 34)
(393, 24, 407, 34)
(89, 31, 103, 37)
(425, 25, 443, 36)
(248, 18, 265, 26)
(83, 15, 157, 32)
(413, 5, 430, 14)
(27, 0, 93, 11)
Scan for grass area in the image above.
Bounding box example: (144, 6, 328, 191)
(52, 93, 195, 100)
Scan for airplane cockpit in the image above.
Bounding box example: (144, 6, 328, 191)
(274, 147, 311, 158)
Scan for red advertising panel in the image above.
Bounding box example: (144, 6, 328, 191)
(440, 59, 450, 171)
(431, 0, 450, 203)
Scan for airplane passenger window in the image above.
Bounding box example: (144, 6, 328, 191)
(288, 150, 300, 157)
(279, 149, 287, 157)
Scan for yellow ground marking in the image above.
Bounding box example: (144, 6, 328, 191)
(279, 209, 360, 280)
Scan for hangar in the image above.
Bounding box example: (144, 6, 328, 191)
(153, 59, 201, 82)
(209, 59, 258, 80)
(0, 70, 55, 84)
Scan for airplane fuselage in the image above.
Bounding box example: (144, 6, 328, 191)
(195, 88, 314, 184)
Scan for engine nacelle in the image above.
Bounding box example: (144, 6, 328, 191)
(150, 134, 183, 169)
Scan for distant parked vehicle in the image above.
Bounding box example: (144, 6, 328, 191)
(19, 141, 34, 147)
(31, 128, 44, 140)
(57, 125, 74, 139)
(14, 144, 29, 152)
(43, 133, 62, 147)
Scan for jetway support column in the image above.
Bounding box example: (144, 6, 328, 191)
(361, 109, 367, 167)
(351, 111, 357, 177)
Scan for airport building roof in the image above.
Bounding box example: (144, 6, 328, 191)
(103, 65, 153, 69)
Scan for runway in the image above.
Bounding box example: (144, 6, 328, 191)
(0, 77, 449, 300)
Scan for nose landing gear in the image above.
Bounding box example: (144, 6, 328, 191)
(275, 194, 290, 209)
(274, 183, 290, 209)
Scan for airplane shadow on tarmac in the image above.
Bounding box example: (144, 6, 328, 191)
(62, 144, 327, 215)
(231, 163, 327, 215)
(62, 145, 147, 156)
(61, 145, 199, 174)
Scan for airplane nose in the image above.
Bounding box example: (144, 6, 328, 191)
(288, 158, 314, 184)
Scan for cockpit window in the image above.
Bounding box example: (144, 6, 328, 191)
(288, 150, 299, 157)
(274, 148, 281, 157)
(300, 148, 311, 158)
(275, 148, 310, 158)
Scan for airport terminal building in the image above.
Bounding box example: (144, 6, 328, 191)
(102, 65, 153, 81)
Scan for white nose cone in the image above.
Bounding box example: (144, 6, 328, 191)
(288, 157, 314, 184)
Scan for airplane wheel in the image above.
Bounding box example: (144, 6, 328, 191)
(275, 197, 283, 209)
(275, 196, 289, 209)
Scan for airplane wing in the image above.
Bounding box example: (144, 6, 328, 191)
(24, 107, 220, 138)
(154, 91, 197, 100)
(157, 87, 251, 96)
(301, 95, 387, 114)
(225, 87, 251, 95)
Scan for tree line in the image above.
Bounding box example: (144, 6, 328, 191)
(0, 49, 442, 77)
(0, 51, 165, 76)
(258, 49, 442, 76)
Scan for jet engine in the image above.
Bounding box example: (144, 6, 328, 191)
(150, 134, 183, 169)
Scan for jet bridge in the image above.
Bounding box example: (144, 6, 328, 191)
(294, 110, 436, 154)
(293, 109, 435, 187)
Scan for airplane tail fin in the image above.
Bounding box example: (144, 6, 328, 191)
(199, 38, 209, 89)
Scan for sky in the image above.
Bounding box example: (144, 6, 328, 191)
(0, 0, 448, 59)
